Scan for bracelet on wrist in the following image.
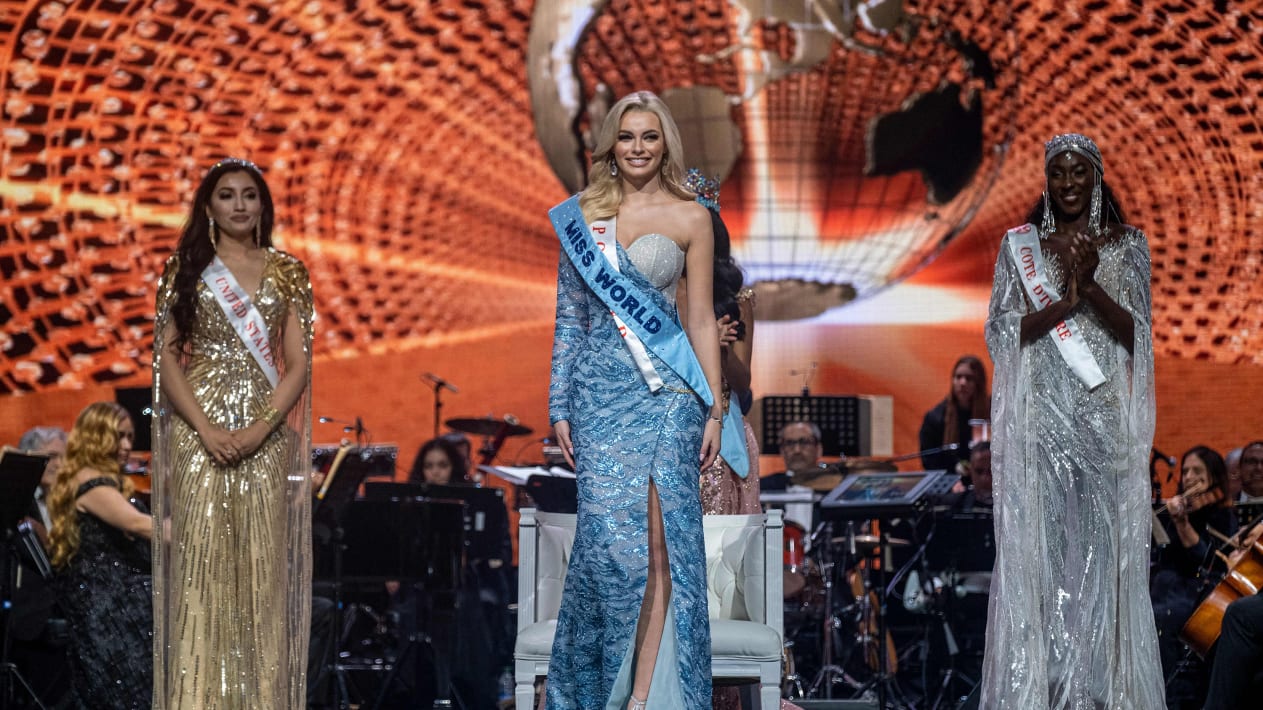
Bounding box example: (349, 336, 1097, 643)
(257, 404, 283, 430)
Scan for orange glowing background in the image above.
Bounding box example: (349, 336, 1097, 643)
(2, 0, 1262, 503)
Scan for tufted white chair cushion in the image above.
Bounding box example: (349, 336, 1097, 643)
(703, 514, 766, 623)
(534, 514, 576, 623)
(515, 509, 783, 708)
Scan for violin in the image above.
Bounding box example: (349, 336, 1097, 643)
(1157, 482, 1226, 518)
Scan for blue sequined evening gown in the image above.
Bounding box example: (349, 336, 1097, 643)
(548, 232, 712, 709)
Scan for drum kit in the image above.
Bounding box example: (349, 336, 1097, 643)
(766, 460, 993, 708)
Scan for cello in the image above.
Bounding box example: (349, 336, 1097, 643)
(1180, 518, 1263, 657)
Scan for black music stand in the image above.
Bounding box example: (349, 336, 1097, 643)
(524, 474, 577, 514)
(311, 445, 382, 710)
(335, 498, 465, 710)
(364, 483, 510, 563)
(1, 448, 50, 710)
(760, 395, 868, 457)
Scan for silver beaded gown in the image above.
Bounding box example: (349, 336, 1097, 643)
(981, 226, 1165, 709)
(548, 231, 712, 709)
(150, 250, 314, 709)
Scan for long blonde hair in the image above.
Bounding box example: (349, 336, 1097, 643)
(48, 401, 135, 569)
(579, 90, 694, 223)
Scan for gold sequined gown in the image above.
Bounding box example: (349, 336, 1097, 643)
(151, 249, 314, 709)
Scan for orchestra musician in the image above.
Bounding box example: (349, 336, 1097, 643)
(9, 426, 71, 707)
(760, 421, 826, 493)
(918, 355, 990, 478)
(1239, 441, 1263, 499)
(47, 401, 153, 709)
(1150, 445, 1237, 708)
(408, 436, 472, 486)
(18, 426, 66, 540)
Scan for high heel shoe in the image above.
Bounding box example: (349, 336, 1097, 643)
(627, 694, 646, 710)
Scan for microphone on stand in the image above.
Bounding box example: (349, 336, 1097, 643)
(423, 372, 460, 394)
(317, 416, 364, 436)
(1152, 447, 1177, 467)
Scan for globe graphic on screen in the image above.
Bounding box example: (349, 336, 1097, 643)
(528, 0, 1016, 318)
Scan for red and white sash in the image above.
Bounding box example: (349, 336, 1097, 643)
(1007, 225, 1106, 390)
(201, 256, 280, 388)
(590, 218, 666, 392)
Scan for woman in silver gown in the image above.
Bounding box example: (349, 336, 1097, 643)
(982, 134, 1165, 708)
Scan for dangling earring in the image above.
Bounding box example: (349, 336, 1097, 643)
(609, 159, 618, 177)
(209, 217, 218, 251)
(1088, 172, 1104, 239)
(254, 221, 261, 247)
(1039, 191, 1055, 237)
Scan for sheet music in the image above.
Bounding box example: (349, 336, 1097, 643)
(478, 465, 576, 485)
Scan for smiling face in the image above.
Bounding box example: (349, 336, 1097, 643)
(1181, 452, 1210, 495)
(205, 170, 263, 241)
(612, 110, 665, 183)
(1046, 151, 1095, 222)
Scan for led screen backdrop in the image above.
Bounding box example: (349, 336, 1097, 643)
(2, 1, 1261, 488)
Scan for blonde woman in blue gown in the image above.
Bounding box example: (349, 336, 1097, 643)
(548, 91, 724, 709)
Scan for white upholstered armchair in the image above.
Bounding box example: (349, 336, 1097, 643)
(514, 508, 784, 709)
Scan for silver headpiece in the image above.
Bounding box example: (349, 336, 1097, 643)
(1041, 133, 1105, 238)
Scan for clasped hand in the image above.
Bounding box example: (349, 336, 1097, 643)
(198, 422, 270, 466)
(717, 314, 740, 347)
(1062, 232, 1100, 306)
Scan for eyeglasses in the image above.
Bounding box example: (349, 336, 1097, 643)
(782, 438, 818, 449)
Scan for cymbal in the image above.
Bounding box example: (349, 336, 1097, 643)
(841, 458, 898, 473)
(793, 469, 843, 492)
(829, 534, 911, 554)
(445, 417, 533, 438)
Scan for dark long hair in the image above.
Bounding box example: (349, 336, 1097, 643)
(1180, 445, 1229, 508)
(170, 159, 275, 353)
(408, 437, 469, 486)
(709, 209, 745, 329)
(942, 355, 990, 448)
(1024, 180, 1128, 230)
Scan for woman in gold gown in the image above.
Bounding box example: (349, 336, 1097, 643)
(151, 158, 314, 708)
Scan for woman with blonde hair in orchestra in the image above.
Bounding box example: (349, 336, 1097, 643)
(547, 90, 723, 708)
(48, 401, 153, 709)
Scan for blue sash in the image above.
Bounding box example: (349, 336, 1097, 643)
(549, 196, 714, 409)
(720, 404, 750, 477)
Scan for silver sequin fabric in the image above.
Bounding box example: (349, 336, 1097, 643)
(982, 227, 1165, 709)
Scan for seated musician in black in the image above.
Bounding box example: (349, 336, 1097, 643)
(393, 437, 509, 709)
(409, 436, 471, 486)
(918, 355, 989, 478)
(954, 442, 993, 511)
(760, 420, 825, 492)
(1204, 520, 1263, 710)
(1151, 445, 1238, 709)
(9, 426, 72, 707)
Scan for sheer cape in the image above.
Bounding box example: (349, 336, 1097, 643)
(150, 250, 313, 708)
(981, 226, 1164, 709)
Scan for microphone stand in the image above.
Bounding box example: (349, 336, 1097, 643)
(427, 381, 446, 440)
